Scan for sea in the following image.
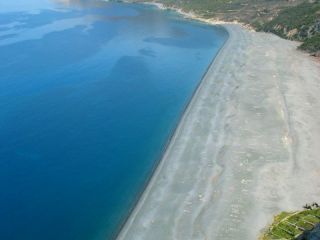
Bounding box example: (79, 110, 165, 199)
(0, 1, 228, 239)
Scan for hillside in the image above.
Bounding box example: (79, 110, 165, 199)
(124, 0, 320, 55)
(127, 0, 304, 23)
(259, 0, 320, 55)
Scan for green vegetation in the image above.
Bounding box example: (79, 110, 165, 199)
(259, 0, 320, 53)
(131, 0, 304, 24)
(125, 0, 320, 55)
(261, 204, 320, 240)
(259, 1, 320, 36)
(165, 0, 320, 54)
(299, 33, 320, 53)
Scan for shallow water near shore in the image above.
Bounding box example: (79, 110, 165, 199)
(0, 1, 227, 239)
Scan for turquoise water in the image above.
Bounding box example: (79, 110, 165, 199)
(0, 1, 228, 239)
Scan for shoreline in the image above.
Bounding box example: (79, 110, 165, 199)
(112, 25, 229, 240)
(116, 22, 231, 240)
(142, 1, 255, 31)
(117, 20, 320, 240)
(111, 5, 230, 237)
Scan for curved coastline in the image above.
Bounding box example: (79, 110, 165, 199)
(116, 24, 232, 239)
(114, 24, 230, 239)
(117, 22, 320, 240)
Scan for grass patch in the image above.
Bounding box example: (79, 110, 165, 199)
(299, 33, 320, 53)
(261, 207, 320, 240)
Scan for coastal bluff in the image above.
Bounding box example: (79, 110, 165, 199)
(118, 24, 320, 240)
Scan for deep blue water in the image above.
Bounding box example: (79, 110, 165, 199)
(0, 1, 228, 239)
